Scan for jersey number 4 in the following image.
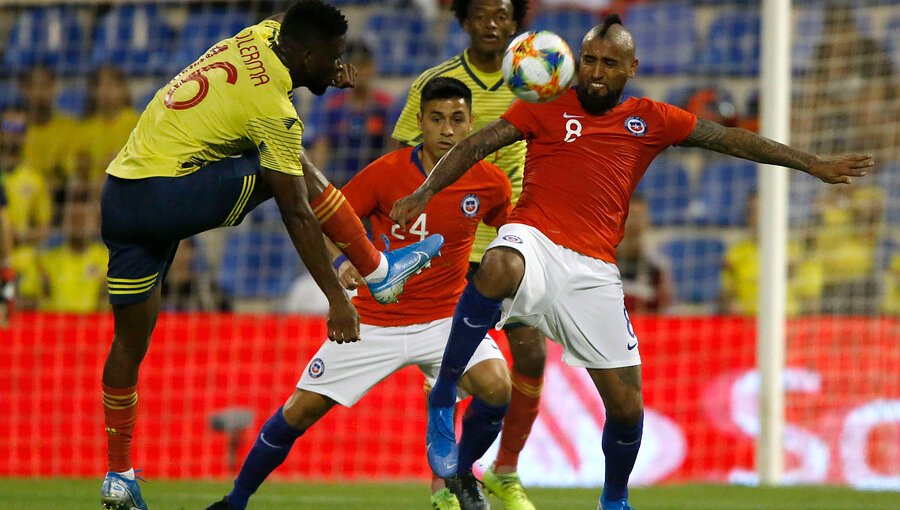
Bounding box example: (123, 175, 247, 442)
(165, 59, 238, 110)
(391, 214, 428, 242)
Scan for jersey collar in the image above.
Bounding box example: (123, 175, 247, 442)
(411, 144, 428, 177)
(461, 50, 505, 91)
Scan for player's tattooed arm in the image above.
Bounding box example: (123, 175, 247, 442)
(420, 119, 523, 195)
(681, 119, 873, 184)
(682, 119, 815, 170)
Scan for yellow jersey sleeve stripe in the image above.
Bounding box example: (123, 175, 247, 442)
(249, 117, 303, 176)
(222, 175, 256, 227)
(107, 273, 159, 284)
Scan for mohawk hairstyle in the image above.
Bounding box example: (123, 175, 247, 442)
(451, 0, 529, 28)
(598, 13, 624, 37)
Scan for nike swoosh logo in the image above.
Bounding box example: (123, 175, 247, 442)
(627, 341, 638, 350)
(463, 317, 487, 328)
(259, 433, 282, 449)
(617, 438, 641, 446)
(563, 113, 584, 118)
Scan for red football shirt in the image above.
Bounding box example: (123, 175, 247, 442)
(342, 146, 512, 326)
(501, 88, 696, 263)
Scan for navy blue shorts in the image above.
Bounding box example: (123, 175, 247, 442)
(102, 155, 270, 305)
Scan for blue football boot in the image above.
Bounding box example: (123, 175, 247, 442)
(368, 233, 444, 304)
(599, 495, 635, 510)
(100, 471, 148, 510)
(426, 399, 458, 479)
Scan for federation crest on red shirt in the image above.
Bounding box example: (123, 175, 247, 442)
(461, 194, 480, 217)
(625, 116, 647, 136)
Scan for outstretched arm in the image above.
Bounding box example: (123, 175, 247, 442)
(390, 118, 523, 229)
(681, 119, 874, 184)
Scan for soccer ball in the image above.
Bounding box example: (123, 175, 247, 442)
(502, 31, 576, 103)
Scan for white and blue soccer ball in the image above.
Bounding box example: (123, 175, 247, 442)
(502, 30, 576, 103)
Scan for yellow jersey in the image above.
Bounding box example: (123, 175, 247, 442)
(4, 162, 52, 239)
(77, 108, 140, 177)
(107, 20, 304, 179)
(722, 238, 823, 316)
(22, 113, 80, 184)
(392, 50, 526, 262)
(39, 242, 109, 313)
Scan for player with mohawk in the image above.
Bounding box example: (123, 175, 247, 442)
(393, 14, 873, 510)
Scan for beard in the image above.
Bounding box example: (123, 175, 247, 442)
(576, 86, 622, 115)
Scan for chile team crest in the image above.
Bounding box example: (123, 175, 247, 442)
(461, 194, 480, 217)
(625, 116, 647, 136)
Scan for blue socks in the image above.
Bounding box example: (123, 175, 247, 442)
(601, 413, 643, 502)
(457, 398, 508, 474)
(228, 407, 304, 510)
(429, 281, 503, 408)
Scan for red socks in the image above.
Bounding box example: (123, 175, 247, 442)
(310, 185, 381, 277)
(103, 384, 138, 473)
(494, 370, 543, 469)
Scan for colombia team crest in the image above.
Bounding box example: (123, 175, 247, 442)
(460, 194, 480, 217)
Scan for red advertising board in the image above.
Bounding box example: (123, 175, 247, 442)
(1, 313, 897, 489)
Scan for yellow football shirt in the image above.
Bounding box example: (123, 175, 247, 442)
(77, 108, 140, 177)
(4, 162, 52, 239)
(39, 242, 109, 313)
(107, 20, 304, 179)
(392, 50, 526, 262)
(22, 113, 80, 184)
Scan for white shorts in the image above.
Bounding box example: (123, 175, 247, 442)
(297, 317, 505, 406)
(487, 223, 642, 369)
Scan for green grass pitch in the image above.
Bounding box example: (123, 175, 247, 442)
(0, 479, 896, 509)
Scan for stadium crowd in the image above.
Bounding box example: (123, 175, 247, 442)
(0, 0, 897, 318)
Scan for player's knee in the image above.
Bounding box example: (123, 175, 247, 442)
(474, 248, 525, 300)
(465, 360, 512, 407)
(605, 396, 644, 429)
(507, 327, 546, 376)
(282, 389, 335, 430)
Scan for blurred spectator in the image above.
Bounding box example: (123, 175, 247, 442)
(721, 193, 824, 316)
(74, 66, 139, 183)
(797, 2, 898, 160)
(883, 254, 900, 316)
(18, 66, 79, 191)
(283, 270, 331, 315)
(160, 238, 231, 312)
(1, 108, 53, 247)
(617, 195, 672, 313)
(682, 86, 739, 127)
(0, 177, 13, 326)
(811, 185, 884, 314)
(37, 194, 107, 313)
(308, 40, 393, 187)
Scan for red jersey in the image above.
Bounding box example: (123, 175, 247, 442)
(342, 145, 512, 326)
(501, 88, 696, 263)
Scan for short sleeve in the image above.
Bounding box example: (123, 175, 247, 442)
(247, 115, 304, 176)
(500, 99, 540, 140)
(654, 101, 697, 146)
(481, 164, 513, 228)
